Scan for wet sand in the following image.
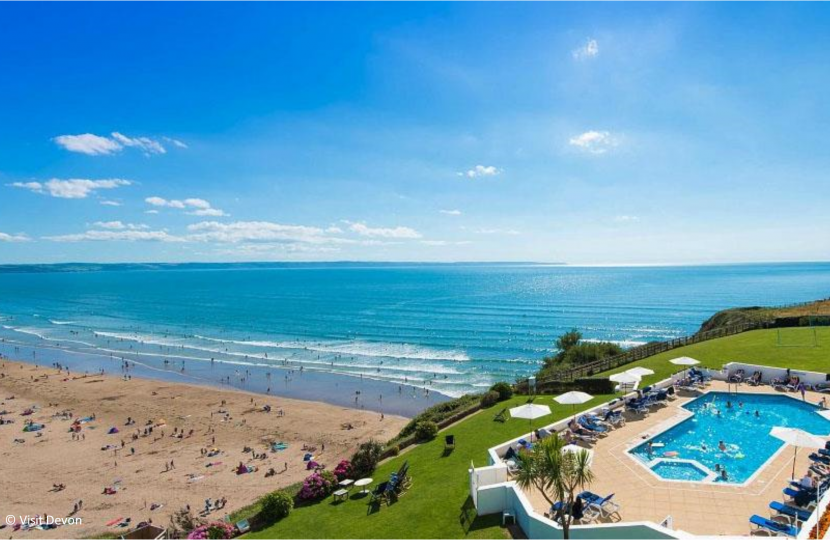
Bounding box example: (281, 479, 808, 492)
(0, 360, 407, 538)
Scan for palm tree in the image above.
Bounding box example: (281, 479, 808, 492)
(513, 435, 594, 539)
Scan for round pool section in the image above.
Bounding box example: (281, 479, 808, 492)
(630, 391, 830, 484)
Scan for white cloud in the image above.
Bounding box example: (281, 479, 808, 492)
(164, 137, 188, 149)
(467, 227, 520, 236)
(568, 131, 618, 154)
(54, 132, 185, 156)
(459, 165, 501, 179)
(145, 196, 227, 216)
(0, 232, 29, 242)
(440, 209, 462, 216)
(348, 222, 422, 239)
(613, 215, 640, 223)
(186, 221, 337, 245)
(145, 210, 160, 215)
(100, 200, 122, 207)
(53, 134, 122, 155)
(111, 132, 166, 155)
(92, 221, 149, 230)
(10, 178, 131, 199)
(572, 38, 599, 60)
(45, 229, 182, 243)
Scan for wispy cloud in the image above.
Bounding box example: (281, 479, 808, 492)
(10, 178, 131, 199)
(99, 200, 122, 207)
(440, 209, 462, 216)
(568, 130, 618, 154)
(466, 227, 520, 236)
(92, 221, 149, 230)
(572, 38, 599, 60)
(458, 165, 501, 179)
(348, 222, 422, 239)
(145, 196, 228, 217)
(0, 231, 29, 242)
(45, 229, 182, 243)
(186, 221, 337, 244)
(613, 215, 640, 223)
(54, 132, 185, 156)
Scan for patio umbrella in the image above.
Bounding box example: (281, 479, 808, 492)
(770, 426, 827, 479)
(554, 391, 594, 420)
(510, 403, 551, 440)
(670, 357, 700, 377)
(609, 372, 641, 393)
(626, 367, 655, 377)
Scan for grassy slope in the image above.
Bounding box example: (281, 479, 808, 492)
(246, 394, 614, 539)
(597, 327, 829, 386)
(248, 327, 827, 539)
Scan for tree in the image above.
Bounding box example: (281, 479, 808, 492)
(513, 435, 594, 539)
(555, 329, 582, 354)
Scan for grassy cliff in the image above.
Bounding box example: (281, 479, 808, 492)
(697, 298, 830, 333)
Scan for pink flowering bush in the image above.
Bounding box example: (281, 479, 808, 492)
(305, 460, 320, 471)
(186, 521, 235, 539)
(333, 459, 353, 481)
(298, 469, 337, 500)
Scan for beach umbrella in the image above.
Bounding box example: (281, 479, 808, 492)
(626, 367, 655, 377)
(770, 426, 827, 479)
(554, 391, 594, 420)
(609, 372, 641, 393)
(670, 357, 700, 377)
(670, 357, 700, 366)
(510, 403, 552, 440)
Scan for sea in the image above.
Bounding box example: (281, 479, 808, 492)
(1, 262, 828, 416)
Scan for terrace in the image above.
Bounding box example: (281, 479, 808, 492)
(474, 367, 830, 538)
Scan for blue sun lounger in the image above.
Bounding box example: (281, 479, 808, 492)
(749, 515, 798, 537)
(770, 501, 812, 523)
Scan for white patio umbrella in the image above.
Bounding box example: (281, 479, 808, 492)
(670, 356, 700, 377)
(770, 426, 827, 479)
(554, 391, 594, 420)
(626, 367, 655, 377)
(510, 403, 552, 441)
(609, 372, 641, 383)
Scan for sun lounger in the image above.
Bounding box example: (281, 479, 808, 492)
(749, 514, 799, 537)
(578, 491, 621, 519)
(729, 369, 745, 383)
(769, 501, 812, 524)
(369, 481, 390, 505)
(493, 408, 508, 422)
(445, 435, 455, 449)
(786, 377, 801, 392)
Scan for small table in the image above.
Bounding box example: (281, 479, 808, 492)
(354, 477, 373, 494)
(333, 489, 349, 502)
(339, 479, 354, 490)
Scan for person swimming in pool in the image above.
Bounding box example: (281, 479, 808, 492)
(755, 410, 760, 417)
(647, 441, 654, 458)
(718, 440, 727, 452)
(721, 468, 728, 481)
(726, 400, 732, 409)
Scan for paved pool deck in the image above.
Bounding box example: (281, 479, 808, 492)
(521, 381, 827, 536)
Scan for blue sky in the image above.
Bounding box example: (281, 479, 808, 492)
(1, 3, 829, 265)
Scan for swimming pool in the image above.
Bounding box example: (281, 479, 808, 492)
(630, 392, 830, 484)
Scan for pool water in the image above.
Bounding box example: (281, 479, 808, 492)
(650, 460, 711, 482)
(630, 392, 830, 483)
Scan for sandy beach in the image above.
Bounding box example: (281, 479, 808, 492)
(0, 360, 407, 538)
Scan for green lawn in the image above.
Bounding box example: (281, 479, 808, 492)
(596, 327, 829, 386)
(245, 394, 614, 539)
(247, 327, 827, 539)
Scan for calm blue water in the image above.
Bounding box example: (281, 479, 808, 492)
(631, 392, 830, 483)
(0, 262, 829, 400)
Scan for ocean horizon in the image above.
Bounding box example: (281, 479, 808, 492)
(1, 261, 829, 413)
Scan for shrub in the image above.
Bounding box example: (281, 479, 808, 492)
(393, 394, 481, 441)
(480, 390, 500, 407)
(415, 420, 439, 441)
(298, 469, 337, 500)
(187, 521, 235, 539)
(259, 491, 293, 523)
(351, 439, 383, 478)
(333, 459, 353, 481)
(388, 445, 400, 456)
(489, 382, 514, 401)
